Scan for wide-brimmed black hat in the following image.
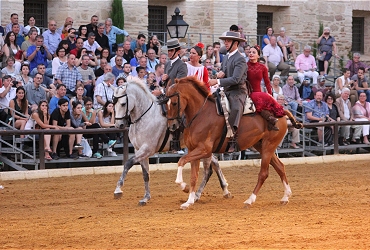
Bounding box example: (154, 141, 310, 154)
(162, 38, 186, 50)
(219, 31, 245, 42)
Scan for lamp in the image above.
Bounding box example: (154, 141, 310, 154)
(166, 7, 189, 38)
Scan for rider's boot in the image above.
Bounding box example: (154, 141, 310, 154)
(260, 110, 279, 131)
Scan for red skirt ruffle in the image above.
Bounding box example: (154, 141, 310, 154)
(250, 92, 285, 117)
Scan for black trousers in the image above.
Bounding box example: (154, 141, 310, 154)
(85, 123, 110, 154)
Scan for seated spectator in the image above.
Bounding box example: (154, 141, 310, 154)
(104, 18, 131, 54)
(159, 53, 168, 65)
(94, 58, 108, 78)
(76, 48, 98, 67)
(352, 92, 370, 144)
(129, 48, 143, 72)
(49, 98, 79, 159)
(85, 15, 99, 34)
(146, 35, 161, 56)
(130, 34, 146, 54)
(95, 23, 109, 56)
(5, 13, 28, 35)
(8, 86, 29, 137)
(70, 83, 85, 108)
(117, 63, 132, 81)
(42, 19, 62, 57)
(24, 73, 46, 109)
(262, 26, 273, 50)
(49, 84, 70, 114)
(335, 68, 358, 107)
(345, 52, 370, 77)
(201, 45, 217, 66)
(36, 64, 55, 97)
(60, 23, 72, 40)
(276, 94, 301, 148)
(65, 28, 77, 51)
(352, 67, 370, 102)
(55, 53, 83, 96)
(147, 72, 162, 96)
(110, 46, 127, 67)
(83, 32, 102, 55)
(277, 27, 297, 62)
(122, 40, 134, 63)
(56, 17, 74, 35)
(1, 56, 19, 78)
(305, 91, 330, 145)
(131, 56, 150, 77)
(52, 47, 68, 77)
(70, 101, 91, 157)
(146, 48, 159, 73)
(282, 75, 302, 116)
(27, 35, 53, 77)
(58, 40, 71, 54)
(153, 63, 164, 85)
(112, 56, 125, 77)
(70, 37, 84, 57)
(78, 25, 88, 42)
(299, 77, 314, 101)
(295, 45, 319, 86)
(21, 29, 38, 59)
(98, 48, 112, 67)
(24, 16, 41, 35)
(262, 36, 290, 80)
(242, 44, 250, 62)
(116, 77, 126, 87)
(135, 66, 147, 85)
(335, 87, 361, 145)
(12, 23, 25, 48)
(0, 75, 16, 123)
(15, 64, 33, 86)
(312, 76, 330, 96)
(96, 100, 117, 156)
(31, 100, 58, 160)
(2, 32, 22, 73)
(95, 64, 113, 86)
(271, 74, 283, 99)
(94, 72, 115, 110)
(77, 55, 95, 98)
(325, 92, 340, 143)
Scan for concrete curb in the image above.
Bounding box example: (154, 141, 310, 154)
(0, 154, 368, 181)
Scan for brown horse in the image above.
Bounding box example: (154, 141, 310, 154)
(166, 76, 302, 209)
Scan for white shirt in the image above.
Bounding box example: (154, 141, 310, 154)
(263, 44, 283, 66)
(83, 40, 101, 53)
(342, 98, 350, 120)
(0, 86, 16, 108)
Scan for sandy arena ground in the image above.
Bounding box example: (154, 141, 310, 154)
(0, 161, 369, 249)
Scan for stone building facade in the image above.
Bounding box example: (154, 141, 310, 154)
(1, 0, 370, 59)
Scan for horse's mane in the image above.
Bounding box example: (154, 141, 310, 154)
(126, 77, 156, 102)
(176, 76, 215, 102)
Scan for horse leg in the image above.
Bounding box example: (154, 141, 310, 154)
(114, 157, 137, 199)
(270, 154, 292, 205)
(211, 154, 231, 198)
(138, 158, 151, 206)
(180, 159, 200, 209)
(243, 142, 272, 207)
(195, 157, 213, 201)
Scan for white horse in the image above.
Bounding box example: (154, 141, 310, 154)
(113, 79, 231, 206)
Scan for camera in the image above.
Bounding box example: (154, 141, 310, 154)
(39, 45, 45, 54)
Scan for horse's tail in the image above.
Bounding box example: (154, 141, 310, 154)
(284, 110, 304, 129)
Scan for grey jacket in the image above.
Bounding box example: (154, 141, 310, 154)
(219, 51, 247, 92)
(164, 57, 188, 86)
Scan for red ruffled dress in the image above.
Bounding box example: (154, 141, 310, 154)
(186, 63, 210, 90)
(247, 61, 285, 117)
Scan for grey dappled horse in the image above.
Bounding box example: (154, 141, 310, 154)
(113, 79, 231, 206)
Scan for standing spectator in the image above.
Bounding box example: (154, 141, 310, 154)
(110, 46, 127, 67)
(263, 36, 290, 80)
(282, 75, 302, 116)
(70, 37, 84, 57)
(24, 73, 46, 107)
(146, 35, 161, 56)
(78, 25, 88, 42)
(95, 23, 109, 56)
(52, 47, 68, 77)
(335, 68, 358, 107)
(352, 67, 370, 102)
(24, 16, 40, 35)
(104, 18, 130, 54)
(27, 35, 52, 77)
(49, 84, 70, 114)
(277, 27, 297, 62)
(146, 48, 159, 72)
(345, 53, 370, 77)
(130, 34, 146, 54)
(94, 72, 115, 110)
(21, 29, 38, 60)
(295, 45, 319, 85)
(316, 26, 339, 76)
(122, 40, 134, 63)
(77, 55, 95, 98)
(83, 32, 102, 54)
(2, 32, 23, 73)
(5, 13, 27, 35)
(352, 92, 370, 144)
(112, 56, 124, 77)
(0, 76, 16, 123)
(43, 20, 62, 57)
(8, 86, 29, 137)
(85, 15, 99, 35)
(262, 26, 273, 50)
(55, 53, 83, 96)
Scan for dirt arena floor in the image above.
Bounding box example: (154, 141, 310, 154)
(0, 160, 369, 249)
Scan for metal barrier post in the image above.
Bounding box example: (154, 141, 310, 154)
(39, 132, 45, 169)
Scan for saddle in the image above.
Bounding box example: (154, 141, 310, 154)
(214, 88, 256, 116)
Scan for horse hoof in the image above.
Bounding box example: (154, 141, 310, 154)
(180, 203, 191, 210)
(280, 200, 289, 205)
(182, 185, 189, 193)
(138, 201, 147, 206)
(223, 192, 233, 199)
(244, 203, 252, 209)
(114, 192, 123, 199)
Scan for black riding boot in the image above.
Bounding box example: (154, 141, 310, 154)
(260, 110, 279, 131)
(170, 129, 181, 152)
(227, 130, 238, 153)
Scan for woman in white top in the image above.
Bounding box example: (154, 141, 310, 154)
(15, 64, 33, 86)
(335, 68, 358, 107)
(97, 101, 117, 156)
(52, 47, 68, 76)
(1, 56, 19, 78)
(200, 45, 216, 65)
(24, 16, 41, 35)
(186, 44, 210, 90)
(271, 74, 283, 100)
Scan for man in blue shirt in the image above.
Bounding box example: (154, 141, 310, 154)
(42, 20, 62, 57)
(104, 18, 130, 54)
(130, 34, 146, 54)
(27, 35, 52, 77)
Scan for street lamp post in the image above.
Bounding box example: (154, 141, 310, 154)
(166, 7, 189, 39)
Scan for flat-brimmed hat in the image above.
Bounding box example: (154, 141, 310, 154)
(162, 38, 186, 50)
(219, 31, 245, 42)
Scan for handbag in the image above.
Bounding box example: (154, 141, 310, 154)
(81, 137, 92, 157)
(14, 50, 23, 60)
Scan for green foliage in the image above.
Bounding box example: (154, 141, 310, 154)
(110, 0, 125, 44)
(312, 22, 323, 58)
(347, 49, 353, 60)
(339, 55, 345, 71)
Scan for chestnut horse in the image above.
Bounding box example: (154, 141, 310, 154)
(166, 76, 302, 209)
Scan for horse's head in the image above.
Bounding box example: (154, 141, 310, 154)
(165, 79, 186, 131)
(113, 84, 129, 128)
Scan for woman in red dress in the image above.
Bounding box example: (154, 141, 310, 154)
(247, 45, 285, 130)
(186, 43, 210, 90)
